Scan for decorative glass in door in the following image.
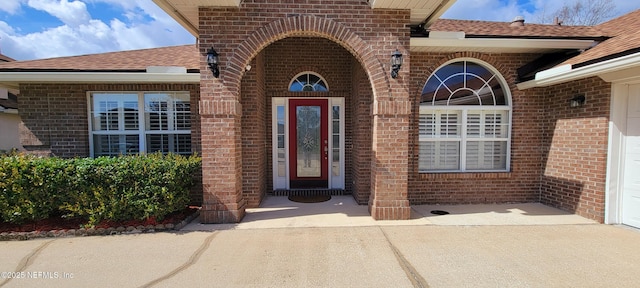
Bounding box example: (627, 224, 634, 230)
(289, 99, 328, 188)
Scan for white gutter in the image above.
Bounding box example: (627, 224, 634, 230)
(517, 52, 640, 89)
(0, 72, 200, 88)
(411, 37, 596, 51)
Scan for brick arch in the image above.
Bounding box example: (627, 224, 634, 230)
(222, 14, 388, 100)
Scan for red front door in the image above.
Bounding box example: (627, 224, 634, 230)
(289, 99, 328, 188)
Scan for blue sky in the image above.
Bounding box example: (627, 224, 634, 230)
(0, 0, 638, 61)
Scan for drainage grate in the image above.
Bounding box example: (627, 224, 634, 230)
(430, 210, 450, 215)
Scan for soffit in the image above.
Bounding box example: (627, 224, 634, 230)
(368, 0, 456, 25)
(153, 0, 241, 36)
(153, 0, 454, 37)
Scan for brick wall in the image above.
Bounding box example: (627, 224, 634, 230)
(20, 83, 201, 157)
(408, 52, 544, 204)
(540, 77, 610, 222)
(241, 51, 267, 207)
(350, 59, 372, 204)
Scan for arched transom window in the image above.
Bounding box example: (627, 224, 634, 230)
(419, 59, 511, 172)
(289, 72, 328, 92)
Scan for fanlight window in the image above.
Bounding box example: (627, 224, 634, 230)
(289, 72, 328, 92)
(419, 60, 511, 172)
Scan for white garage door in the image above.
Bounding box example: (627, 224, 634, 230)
(622, 84, 640, 228)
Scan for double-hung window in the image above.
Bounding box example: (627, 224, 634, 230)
(89, 92, 191, 157)
(419, 60, 511, 172)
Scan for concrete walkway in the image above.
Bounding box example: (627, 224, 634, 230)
(183, 196, 597, 230)
(1, 196, 639, 288)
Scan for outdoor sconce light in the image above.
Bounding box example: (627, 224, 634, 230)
(390, 49, 403, 79)
(570, 94, 586, 107)
(206, 47, 219, 78)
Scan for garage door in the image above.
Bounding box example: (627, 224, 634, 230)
(622, 85, 640, 228)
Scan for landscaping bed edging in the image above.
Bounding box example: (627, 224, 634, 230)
(0, 209, 200, 241)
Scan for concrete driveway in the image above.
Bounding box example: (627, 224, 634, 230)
(1, 196, 639, 288)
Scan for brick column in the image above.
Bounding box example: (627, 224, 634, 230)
(199, 98, 246, 223)
(368, 99, 411, 220)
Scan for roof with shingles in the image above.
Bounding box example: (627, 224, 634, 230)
(0, 45, 199, 72)
(428, 19, 607, 39)
(429, 10, 640, 68)
(0, 54, 15, 62)
(561, 9, 640, 66)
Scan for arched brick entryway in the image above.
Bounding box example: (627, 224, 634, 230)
(199, 14, 411, 223)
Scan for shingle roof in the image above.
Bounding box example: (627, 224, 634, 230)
(429, 10, 640, 68)
(561, 9, 640, 66)
(0, 45, 199, 72)
(429, 19, 607, 39)
(0, 54, 15, 62)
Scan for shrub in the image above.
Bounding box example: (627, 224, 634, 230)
(0, 154, 71, 224)
(0, 153, 201, 226)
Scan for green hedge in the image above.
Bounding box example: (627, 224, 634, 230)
(0, 153, 201, 226)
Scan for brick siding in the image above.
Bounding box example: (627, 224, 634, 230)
(540, 77, 610, 222)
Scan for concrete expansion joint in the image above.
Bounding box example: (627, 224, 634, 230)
(138, 232, 219, 288)
(0, 239, 56, 288)
(379, 227, 430, 288)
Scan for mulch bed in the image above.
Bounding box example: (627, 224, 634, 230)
(0, 206, 200, 241)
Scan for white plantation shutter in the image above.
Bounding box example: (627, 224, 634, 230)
(419, 59, 511, 172)
(440, 113, 460, 137)
(144, 93, 191, 155)
(419, 113, 435, 137)
(90, 92, 191, 157)
(419, 110, 462, 170)
(467, 113, 481, 138)
(464, 110, 509, 170)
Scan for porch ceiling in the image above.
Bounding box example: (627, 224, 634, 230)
(153, 0, 456, 37)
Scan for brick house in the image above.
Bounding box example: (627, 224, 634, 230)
(0, 53, 22, 152)
(0, 1, 639, 227)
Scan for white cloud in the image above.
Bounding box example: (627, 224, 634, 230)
(0, 0, 195, 60)
(0, 0, 25, 14)
(442, 0, 522, 22)
(27, 0, 91, 28)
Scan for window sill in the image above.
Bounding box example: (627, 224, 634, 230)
(419, 171, 511, 180)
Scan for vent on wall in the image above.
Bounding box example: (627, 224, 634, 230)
(146, 66, 187, 73)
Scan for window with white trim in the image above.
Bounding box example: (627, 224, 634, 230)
(419, 60, 511, 172)
(289, 72, 328, 92)
(89, 92, 191, 157)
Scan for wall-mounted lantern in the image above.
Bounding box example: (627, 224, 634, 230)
(206, 47, 219, 78)
(570, 94, 586, 107)
(390, 49, 403, 79)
